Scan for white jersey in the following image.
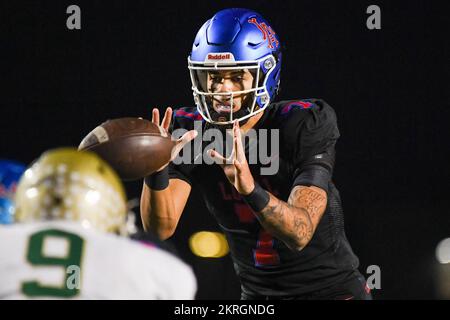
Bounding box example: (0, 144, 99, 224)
(0, 221, 196, 299)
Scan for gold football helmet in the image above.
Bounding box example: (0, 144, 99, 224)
(14, 148, 127, 234)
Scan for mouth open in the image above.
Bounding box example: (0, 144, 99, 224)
(215, 104, 233, 113)
(213, 97, 234, 113)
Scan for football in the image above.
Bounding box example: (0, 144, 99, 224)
(78, 117, 175, 181)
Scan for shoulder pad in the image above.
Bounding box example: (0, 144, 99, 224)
(173, 107, 204, 121)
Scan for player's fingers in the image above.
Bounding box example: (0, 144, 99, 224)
(170, 130, 197, 161)
(233, 122, 246, 162)
(233, 159, 243, 173)
(235, 121, 244, 149)
(152, 108, 160, 125)
(233, 136, 238, 161)
(208, 149, 227, 167)
(162, 107, 173, 131)
(232, 122, 238, 161)
(177, 129, 198, 146)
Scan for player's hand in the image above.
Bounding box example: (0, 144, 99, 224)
(208, 121, 255, 195)
(151, 107, 197, 171)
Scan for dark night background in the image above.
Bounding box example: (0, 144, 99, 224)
(1, 0, 449, 299)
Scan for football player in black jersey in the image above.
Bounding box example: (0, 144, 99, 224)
(141, 8, 371, 300)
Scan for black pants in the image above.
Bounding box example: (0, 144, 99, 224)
(241, 272, 373, 300)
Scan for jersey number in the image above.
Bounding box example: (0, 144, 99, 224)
(22, 229, 84, 298)
(253, 229, 280, 267)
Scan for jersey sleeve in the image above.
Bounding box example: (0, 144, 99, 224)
(286, 99, 340, 192)
(168, 163, 193, 186)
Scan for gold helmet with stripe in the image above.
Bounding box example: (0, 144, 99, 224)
(14, 148, 127, 234)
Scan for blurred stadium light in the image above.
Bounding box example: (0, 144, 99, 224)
(189, 231, 229, 258)
(436, 238, 450, 264)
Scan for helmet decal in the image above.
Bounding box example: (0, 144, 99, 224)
(247, 18, 279, 49)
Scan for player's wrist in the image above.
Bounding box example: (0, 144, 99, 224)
(239, 180, 255, 196)
(144, 167, 169, 190)
(242, 182, 270, 212)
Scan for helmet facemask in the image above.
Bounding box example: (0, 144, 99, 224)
(189, 55, 276, 125)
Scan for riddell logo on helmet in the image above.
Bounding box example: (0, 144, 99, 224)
(208, 54, 231, 60)
(205, 52, 235, 63)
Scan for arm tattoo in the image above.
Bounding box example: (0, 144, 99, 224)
(288, 187, 326, 220)
(254, 186, 327, 250)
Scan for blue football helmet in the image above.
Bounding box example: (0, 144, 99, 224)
(188, 8, 282, 125)
(0, 159, 26, 224)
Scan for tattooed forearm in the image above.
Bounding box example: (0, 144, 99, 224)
(254, 186, 327, 251)
(288, 187, 327, 220)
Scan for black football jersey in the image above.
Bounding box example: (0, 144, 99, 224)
(168, 99, 360, 296)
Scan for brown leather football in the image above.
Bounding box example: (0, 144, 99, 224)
(78, 118, 175, 181)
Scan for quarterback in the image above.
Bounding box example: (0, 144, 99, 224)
(141, 8, 371, 300)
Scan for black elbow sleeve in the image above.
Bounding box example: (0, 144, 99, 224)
(292, 152, 334, 192)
